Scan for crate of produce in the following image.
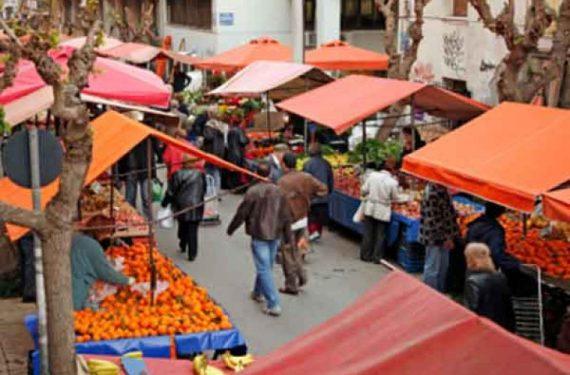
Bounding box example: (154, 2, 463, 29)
(397, 244, 425, 273)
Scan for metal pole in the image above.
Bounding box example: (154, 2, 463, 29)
(361, 121, 367, 167)
(29, 127, 49, 374)
(146, 138, 156, 305)
(303, 119, 308, 154)
(410, 95, 417, 150)
(264, 93, 271, 140)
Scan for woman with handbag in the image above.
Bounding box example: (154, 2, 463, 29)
(161, 155, 207, 261)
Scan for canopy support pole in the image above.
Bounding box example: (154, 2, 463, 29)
(522, 213, 528, 238)
(410, 95, 417, 151)
(264, 92, 271, 140)
(109, 169, 115, 223)
(362, 121, 367, 168)
(146, 138, 157, 305)
(29, 126, 49, 374)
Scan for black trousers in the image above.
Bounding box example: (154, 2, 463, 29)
(360, 216, 388, 263)
(178, 220, 200, 261)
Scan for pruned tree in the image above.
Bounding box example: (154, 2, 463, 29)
(109, 0, 159, 44)
(0, 1, 101, 373)
(469, 0, 570, 103)
(375, 0, 432, 140)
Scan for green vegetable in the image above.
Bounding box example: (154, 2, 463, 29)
(347, 139, 403, 165)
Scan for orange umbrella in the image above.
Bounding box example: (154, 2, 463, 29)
(306, 40, 389, 71)
(196, 37, 292, 72)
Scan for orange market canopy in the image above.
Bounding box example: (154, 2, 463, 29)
(306, 40, 389, 71)
(208, 61, 333, 100)
(0, 111, 262, 241)
(248, 270, 570, 374)
(544, 188, 570, 222)
(196, 37, 292, 72)
(276, 75, 489, 134)
(402, 102, 570, 212)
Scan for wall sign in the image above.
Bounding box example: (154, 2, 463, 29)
(219, 12, 234, 26)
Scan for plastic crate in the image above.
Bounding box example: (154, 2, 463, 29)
(397, 245, 425, 273)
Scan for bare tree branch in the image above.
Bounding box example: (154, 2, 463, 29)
(0, 201, 47, 232)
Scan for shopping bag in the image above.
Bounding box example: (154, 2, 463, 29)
(157, 205, 174, 229)
(353, 202, 365, 223)
(152, 179, 164, 203)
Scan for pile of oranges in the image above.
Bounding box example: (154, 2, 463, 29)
(74, 243, 233, 343)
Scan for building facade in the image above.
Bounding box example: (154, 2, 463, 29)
(156, 0, 387, 58)
(398, 0, 561, 105)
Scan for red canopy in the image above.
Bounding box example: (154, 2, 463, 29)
(0, 47, 171, 108)
(402, 102, 570, 212)
(196, 37, 292, 72)
(98, 42, 161, 64)
(544, 188, 570, 222)
(0, 111, 262, 241)
(248, 271, 570, 374)
(306, 40, 389, 71)
(276, 75, 489, 134)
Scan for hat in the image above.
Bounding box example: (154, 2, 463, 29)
(273, 143, 289, 153)
(124, 110, 144, 122)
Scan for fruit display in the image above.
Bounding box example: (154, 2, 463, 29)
(334, 166, 360, 198)
(74, 243, 232, 343)
(393, 201, 421, 218)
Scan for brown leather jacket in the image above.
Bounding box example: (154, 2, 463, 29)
(278, 171, 328, 222)
(227, 182, 294, 244)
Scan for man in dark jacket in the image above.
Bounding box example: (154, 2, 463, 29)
(466, 202, 533, 296)
(227, 161, 293, 317)
(278, 153, 328, 295)
(162, 155, 206, 261)
(303, 143, 334, 239)
(225, 123, 249, 189)
(202, 108, 227, 196)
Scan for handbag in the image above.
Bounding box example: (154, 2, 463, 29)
(157, 205, 174, 229)
(151, 179, 164, 203)
(353, 201, 365, 223)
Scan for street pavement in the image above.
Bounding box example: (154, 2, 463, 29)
(155, 193, 390, 355)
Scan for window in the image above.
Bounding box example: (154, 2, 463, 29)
(341, 0, 385, 31)
(304, 0, 316, 30)
(443, 78, 471, 98)
(167, 0, 213, 30)
(453, 0, 468, 17)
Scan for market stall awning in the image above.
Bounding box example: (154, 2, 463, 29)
(158, 50, 202, 66)
(248, 270, 570, 374)
(544, 188, 570, 222)
(208, 61, 333, 100)
(195, 37, 292, 72)
(0, 47, 171, 108)
(99, 42, 161, 64)
(276, 75, 489, 134)
(306, 40, 389, 71)
(4, 86, 53, 127)
(0, 111, 262, 241)
(402, 102, 570, 212)
(59, 35, 123, 52)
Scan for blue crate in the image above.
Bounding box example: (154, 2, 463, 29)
(397, 246, 425, 273)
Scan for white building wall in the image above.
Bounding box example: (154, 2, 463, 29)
(400, 0, 530, 105)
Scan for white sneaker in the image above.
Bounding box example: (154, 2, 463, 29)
(263, 305, 282, 317)
(309, 232, 321, 242)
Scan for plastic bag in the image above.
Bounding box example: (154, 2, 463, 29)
(353, 202, 365, 223)
(131, 280, 169, 297)
(152, 179, 164, 203)
(88, 281, 118, 306)
(157, 205, 174, 229)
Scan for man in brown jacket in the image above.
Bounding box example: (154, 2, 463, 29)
(278, 153, 328, 295)
(227, 161, 293, 316)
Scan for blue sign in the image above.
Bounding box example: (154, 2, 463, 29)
(219, 12, 234, 26)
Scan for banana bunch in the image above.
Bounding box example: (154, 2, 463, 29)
(222, 352, 255, 373)
(86, 359, 120, 375)
(193, 354, 224, 375)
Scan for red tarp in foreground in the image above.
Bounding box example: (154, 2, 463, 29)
(247, 271, 570, 375)
(276, 75, 489, 134)
(0, 111, 261, 241)
(402, 102, 570, 212)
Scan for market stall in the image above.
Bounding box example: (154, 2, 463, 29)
(306, 40, 389, 71)
(246, 270, 570, 374)
(276, 75, 490, 267)
(195, 37, 292, 73)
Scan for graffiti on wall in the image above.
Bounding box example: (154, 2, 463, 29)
(411, 62, 435, 84)
(443, 30, 465, 74)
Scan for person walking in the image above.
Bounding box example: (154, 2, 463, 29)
(202, 107, 228, 195)
(225, 122, 249, 189)
(227, 161, 293, 316)
(303, 143, 334, 240)
(420, 182, 459, 292)
(359, 159, 399, 264)
(162, 155, 207, 261)
(267, 143, 289, 183)
(163, 129, 189, 180)
(278, 153, 328, 295)
(464, 243, 516, 332)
